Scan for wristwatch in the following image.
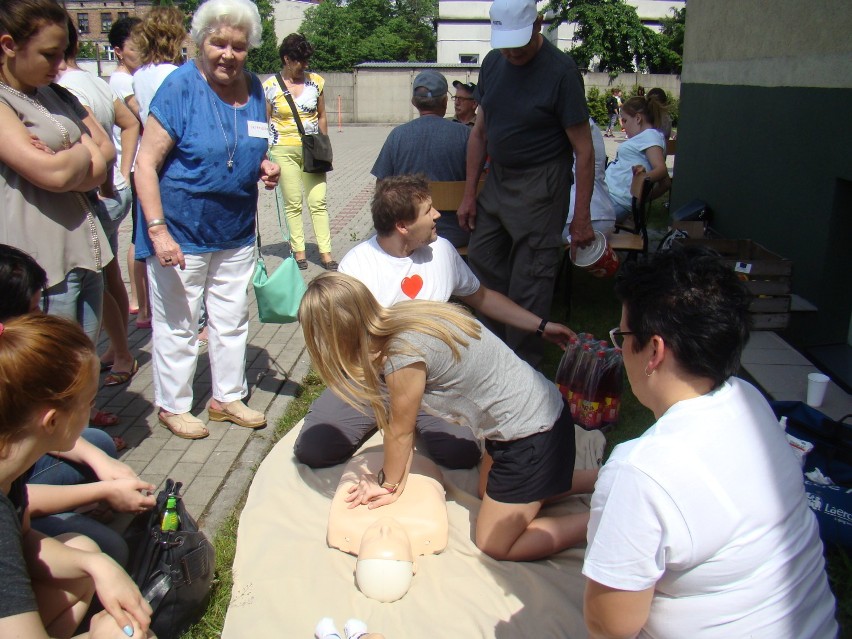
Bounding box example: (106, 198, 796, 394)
(377, 469, 400, 494)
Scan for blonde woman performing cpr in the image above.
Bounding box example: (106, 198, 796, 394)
(300, 272, 596, 561)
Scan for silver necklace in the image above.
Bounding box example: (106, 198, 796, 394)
(209, 92, 237, 170)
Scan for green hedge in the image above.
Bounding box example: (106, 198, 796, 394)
(586, 84, 678, 129)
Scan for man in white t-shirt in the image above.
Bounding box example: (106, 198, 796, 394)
(295, 174, 576, 469)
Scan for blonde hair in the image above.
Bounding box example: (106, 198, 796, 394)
(133, 6, 186, 66)
(299, 272, 481, 432)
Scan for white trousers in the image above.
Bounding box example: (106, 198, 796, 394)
(147, 244, 255, 414)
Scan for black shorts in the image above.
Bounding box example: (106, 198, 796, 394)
(484, 401, 576, 504)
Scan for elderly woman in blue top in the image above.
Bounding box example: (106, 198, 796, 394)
(135, 0, 280, 439)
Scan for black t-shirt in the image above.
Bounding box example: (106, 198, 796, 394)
(606, 95, 618, 115)
(474, 38, 589, 168)
(0, 472, 38, 620)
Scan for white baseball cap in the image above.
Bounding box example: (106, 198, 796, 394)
(490, 0, 538, 49)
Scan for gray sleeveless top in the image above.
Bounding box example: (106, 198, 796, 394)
(0, 82, 111, 286)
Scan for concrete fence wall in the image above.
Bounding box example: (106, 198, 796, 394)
(343, 69, 680, 124)
(85, 61, 679, 126)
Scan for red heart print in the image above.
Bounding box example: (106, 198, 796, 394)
(401, 274, 423, 299)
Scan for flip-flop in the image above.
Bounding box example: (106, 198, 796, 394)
(91, 410, 120, 428)
(112, 435, 127, 452)
(296, 259, 308, 270)
(129, 307, 139, 315)
(103, 359, 139, 387)
(100, 360, 114, 372)
(136, 319, 152, 329)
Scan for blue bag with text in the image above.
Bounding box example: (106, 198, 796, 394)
(770, 400, 852, 547)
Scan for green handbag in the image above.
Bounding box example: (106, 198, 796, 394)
(253, 186, 306, 324)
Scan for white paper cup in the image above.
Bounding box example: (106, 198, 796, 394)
(806, 372, 830, 408)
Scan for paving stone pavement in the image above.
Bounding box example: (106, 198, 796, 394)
(101, 125, 394, 537)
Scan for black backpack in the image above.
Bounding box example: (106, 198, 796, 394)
(124, 479, 216, 639)
(606, 96, 618, 114)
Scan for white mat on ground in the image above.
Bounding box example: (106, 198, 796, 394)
(223, 423, 602, 639)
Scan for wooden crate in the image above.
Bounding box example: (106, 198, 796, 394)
(674, 238, 792, 330)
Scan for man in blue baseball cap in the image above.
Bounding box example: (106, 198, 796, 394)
(456, 0, 594, 368)
(370, 70, 471, 248)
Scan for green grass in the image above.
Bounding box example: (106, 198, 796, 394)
(180, 509, 239, 639)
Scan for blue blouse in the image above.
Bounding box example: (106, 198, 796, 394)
(135, 61, 269, 258)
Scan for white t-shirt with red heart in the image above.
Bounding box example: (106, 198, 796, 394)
(339, 235, 479, 307)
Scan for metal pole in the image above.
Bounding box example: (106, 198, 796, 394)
(337, 95, 342, 132)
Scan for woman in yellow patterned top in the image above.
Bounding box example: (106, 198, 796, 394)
(263, 33, 336, 270)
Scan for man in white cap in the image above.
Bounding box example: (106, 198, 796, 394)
(457, 0, 594, 368)
(371, 70, 471, 247)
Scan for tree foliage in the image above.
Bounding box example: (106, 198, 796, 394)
(545, 0, 684, 75)
(179, 0, 280, 73)
(299, 0, 437, 72)
(659, 6, 685, 59)
(77, 40, 98, 59)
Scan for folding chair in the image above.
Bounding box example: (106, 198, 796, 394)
(609, 174, 654, 260)
(427, 180, 484, 257)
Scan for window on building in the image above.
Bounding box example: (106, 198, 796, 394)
(101, 13, 112, 33)
(117, 11, 128, 20)
(103, 45, 116, 61)
(77, 13, 89, 34)
(459, 54, 479, 64)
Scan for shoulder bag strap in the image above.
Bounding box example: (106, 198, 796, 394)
(256, 159, 293, 256)
(275, 72, 305, 137)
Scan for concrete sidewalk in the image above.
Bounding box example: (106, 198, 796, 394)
(99, 125, 394, 536)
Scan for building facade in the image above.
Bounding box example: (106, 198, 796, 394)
(65, 0, 194, 62)
(436, 0, 685, 65)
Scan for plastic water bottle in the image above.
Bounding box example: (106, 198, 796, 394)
(555, 337, 579, 400)
(161, 496, 180, 532)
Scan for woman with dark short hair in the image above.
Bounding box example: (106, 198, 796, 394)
(263, 33, 336, 270)
(583, 245, 838, 639)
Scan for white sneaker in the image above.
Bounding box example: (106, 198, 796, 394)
(315, 617, 342, 639)
(344, 618, 369, 639)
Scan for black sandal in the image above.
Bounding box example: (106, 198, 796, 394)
(296, 259, 308, 270)
(321, 260, 338, 271)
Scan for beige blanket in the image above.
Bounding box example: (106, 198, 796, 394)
(223, 424, 603, 639)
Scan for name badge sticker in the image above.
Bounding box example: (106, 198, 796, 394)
(248, 121, 269, 139)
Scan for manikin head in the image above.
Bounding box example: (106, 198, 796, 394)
(355, 517, 416, 602)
